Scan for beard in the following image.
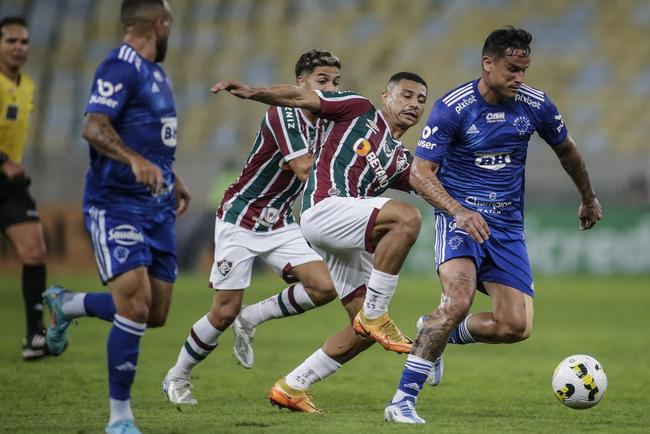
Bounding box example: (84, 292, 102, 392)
(155, 36, 168, 63)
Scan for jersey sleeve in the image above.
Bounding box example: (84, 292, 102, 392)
(536, 95, 568, 146)
(314, 90, 374, 122)
(265, 106, 310, 162)
(415, 99, 459, 162)
(85, 57, 139, 119)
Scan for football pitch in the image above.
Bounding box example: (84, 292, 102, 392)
(1, 272, 648, 433)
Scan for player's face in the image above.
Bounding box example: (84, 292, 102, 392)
(297, 66, 341, 92)
(0, 24, 29, 71)
(484, 49, 530, 98)
(382, 79, 427, 128)
(154, 1, 173, 62)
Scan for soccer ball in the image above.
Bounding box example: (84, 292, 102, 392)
(551, 354, 607, 409)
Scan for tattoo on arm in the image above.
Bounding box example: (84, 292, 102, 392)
(410, 159, 463, 215)
(82, 114, 135, 164)
(553, 137, 596, 201)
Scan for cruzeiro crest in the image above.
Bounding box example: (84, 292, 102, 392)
(513, 115, 531, 135)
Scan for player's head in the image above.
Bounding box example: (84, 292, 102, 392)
(0, 16, 29, 73)
(120, 0, 172, 62)
(294, 49, 341, 92)
(481, 26, 532, 99)
(381, 72, 428, 129)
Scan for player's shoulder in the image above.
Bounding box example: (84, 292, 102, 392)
(100, 44, 144, 73)
(435, 80, 478, 116)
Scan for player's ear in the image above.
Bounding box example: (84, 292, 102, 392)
(482, 55, 493, 73)
(296, 75, 305, 88)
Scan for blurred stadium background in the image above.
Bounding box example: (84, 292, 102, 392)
(0, 0, 648, 276)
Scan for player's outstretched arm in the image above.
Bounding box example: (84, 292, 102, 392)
(550, 136, 602, 230)
(411, 156, 490, 243)
(173, 171, 191, 216)
(210, 80, 321, 113)
(82, 112, 164, 194)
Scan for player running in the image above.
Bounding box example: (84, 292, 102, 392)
(161, 49, 341, 405)
(43, 1, 190, 433)
(384, 27, 602, 424)
(211, 71, 429, 412)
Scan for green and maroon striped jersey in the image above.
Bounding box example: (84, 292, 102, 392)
(301, 90, 413, 212)
(217, 106, 326, 232)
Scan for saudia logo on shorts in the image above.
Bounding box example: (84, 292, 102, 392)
(108, 224, 144, 246)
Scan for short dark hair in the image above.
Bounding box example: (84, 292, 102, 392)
(120, 0, 165, 26)
(0, 16, 28, 38)
(482, 26, 532, 58)
(295, 49, 341, 78)
(387, 72, 427, 89)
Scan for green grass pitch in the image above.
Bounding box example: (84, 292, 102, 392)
(1, 272, 648, 433)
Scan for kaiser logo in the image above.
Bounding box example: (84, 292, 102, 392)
(96, 79, 123, 97)
(354, 138, 372, 156)
(486, 112, 505, 123)
(455, 95, 477, 114)
(108, 224, 144, 246)
(475, 152, 511, 170)
(217, 260, 232, 277)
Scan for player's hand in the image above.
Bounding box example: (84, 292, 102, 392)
(210, 80, 254, 99)
(453, 207, 490, 243)
(128, 154, 163, 194)
(0, 159, 27, 181)
(174, 173, 191, 216)
(578, 197, 602, 230)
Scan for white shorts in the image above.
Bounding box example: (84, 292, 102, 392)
(300, 196, 391, 303)
(209, 219, 323, 290)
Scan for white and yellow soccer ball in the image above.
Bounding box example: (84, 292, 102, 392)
(552, 354, 608, 409)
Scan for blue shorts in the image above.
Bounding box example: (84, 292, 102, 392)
(434, 213, 534, 297)
(83, 204, 177, 284)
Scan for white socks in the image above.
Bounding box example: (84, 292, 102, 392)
(363, 269, 398, 319)
(170, 315, 221, 379)
(241, 283, 316, 326)
(285, 349, 341, 390)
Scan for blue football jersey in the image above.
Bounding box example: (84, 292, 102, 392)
(416, 79, 567, 229)
(83, 44, 177, 211)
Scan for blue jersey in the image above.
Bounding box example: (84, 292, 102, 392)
(416, 79, 567, 230)
(83, 44, 177, 212)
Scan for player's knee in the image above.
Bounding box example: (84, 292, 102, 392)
(209, 304, 238, 330)
(16, 239, 46, 265)
(146, 312, 167, 328)
(395, 206, 421, 241)
(496, 319, 529, 343)
(304, 283, 337, 306)
(120, 302, 150, 324)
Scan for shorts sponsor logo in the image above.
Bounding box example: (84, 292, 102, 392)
(160, 117, 177, 147)
(449, 236, 463, 250)
(474, 152, 511, 170)
(448, 220, 468, 235)
(217, 260, 232, 277)
(514, 93, 542, 109)
(108, 224, 144, 246)
(513, 116, 531, 135)
(455, 95, 477, 114)
(354, 138, 372, 156)
(113, 246, 130, 264)
(328, 187, 340, 196)
(486, 112, 505, 123)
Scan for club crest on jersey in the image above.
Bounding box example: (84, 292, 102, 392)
(354, 138, 372, 156)
(513, 116, 531, 135)
(396, 152, 409, 174)
(217, 260, 233, 277)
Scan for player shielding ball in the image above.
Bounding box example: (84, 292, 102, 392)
(384, 27, 602, 424)
(211, 71, 430, 412)
(161, 49, 341, 405)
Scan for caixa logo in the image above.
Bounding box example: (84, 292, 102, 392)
(160, 117, 177, 147)
(474, 153, 511, 170)
(108, 225, 144, 246)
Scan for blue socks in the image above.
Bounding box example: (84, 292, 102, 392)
(391, 355, 433, 403)
(448, 315, 476, 344)
(84, 292, 116, 322)
(108, 314, 146, 402)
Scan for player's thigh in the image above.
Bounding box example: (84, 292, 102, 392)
(300, 196, 390, 253)
(208, 219, 257, 290)
(483, 281, 533, 335)
(260, 224, 327, 286)
(370, 199, 421, 243)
